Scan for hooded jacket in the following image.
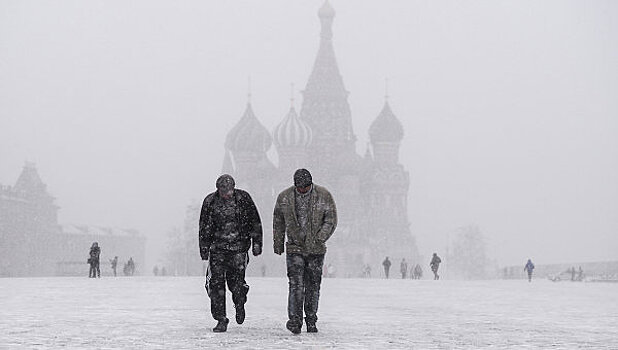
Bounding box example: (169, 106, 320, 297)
(273, 184, 337, 255)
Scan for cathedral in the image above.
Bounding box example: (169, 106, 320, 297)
(0, 163, 146, 277)
(221, 1, 418, 277)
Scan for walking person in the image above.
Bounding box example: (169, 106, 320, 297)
(88, 242, 101, 278)
(382, 257, 391, 279)
(400, 258, 408, 279)
(414, 264, 423, 280)
(524, 259, 535, 282)
(273, 169, 337, 334)
(199, 174, 263, 333)
(127, 257, 135, 276)
(430, 253, 441, 280)
(109, 256, 118, 277)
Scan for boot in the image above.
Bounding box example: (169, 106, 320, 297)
(235, 303, 245, 324)
(213, 318, 229, 333)
(306, 322, 318, 333)
(286, 319, 301, 334)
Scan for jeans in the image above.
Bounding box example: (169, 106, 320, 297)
(207, 251, 249, 321)
(286, 253, 324, 325)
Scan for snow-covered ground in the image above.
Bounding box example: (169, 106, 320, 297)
(1, 276, 616, 349)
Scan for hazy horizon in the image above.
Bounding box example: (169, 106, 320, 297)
(1, 0, 617, 268)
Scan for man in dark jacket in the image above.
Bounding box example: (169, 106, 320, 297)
(88, 242, 100, 278)
(199, 174, 263, 333)
(382, 257, 391, 279)
(430, 253, 441, 280)
(273, 169, 337, 334)
(524, 259, 535, 282)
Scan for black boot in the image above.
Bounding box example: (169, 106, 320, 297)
(213, 318, 229, 333)
(306, 322, 318, 333)
(235, 303, 245, 324)
(286, 319, 301, 334)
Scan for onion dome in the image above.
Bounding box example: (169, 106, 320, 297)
(273, 106, 313, 148)
(369, 102, 404, 143)
(318, 0, 335, 19)
(225, 103, 272, 153)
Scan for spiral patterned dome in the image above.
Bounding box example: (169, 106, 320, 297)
(225, 103, 272, 153)
(273, 106, 313, 149)
(369, 101, 404, 143)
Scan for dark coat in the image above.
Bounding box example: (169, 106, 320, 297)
(89, 246, 100, 263)
(273, 184, 337, 255)
(199, 189, 263, 258)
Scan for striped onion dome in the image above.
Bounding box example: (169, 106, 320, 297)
(225, 103, 272, 153)
(369, 101, 404, 143)
(273, 106, 313, 149)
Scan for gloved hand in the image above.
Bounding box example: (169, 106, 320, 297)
(252, 243, 262, 256)
(200, 248, 209, 261)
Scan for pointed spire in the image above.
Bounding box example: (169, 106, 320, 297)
(14, 162, 47, 194)
(221, 149, 235, 174)
(318, 1, 335, 40)
(247, 76, 252, 105)
(385, 77, 390, 102)
(369, 101, 404, 143)
(290, 83, 295, 108)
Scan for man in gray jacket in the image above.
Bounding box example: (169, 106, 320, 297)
(273, 168, 337, 334)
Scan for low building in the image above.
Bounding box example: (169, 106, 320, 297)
(0, 163, 146, 277)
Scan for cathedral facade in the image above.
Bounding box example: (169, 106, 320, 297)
(221, 2, 418, 277)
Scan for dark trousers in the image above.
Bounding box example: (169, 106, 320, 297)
(208, 251, 249, 321)
(89, 261, 100, 278)
(286, 253, 324, 325)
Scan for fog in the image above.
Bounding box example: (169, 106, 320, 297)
(1, 0, 617, 268)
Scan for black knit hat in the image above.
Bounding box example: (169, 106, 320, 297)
(293, 168, 312, 188)
(216, 174, 235, 191)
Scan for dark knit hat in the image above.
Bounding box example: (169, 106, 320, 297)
(216, 174, 235, 191)
(293, 168, 312, 188)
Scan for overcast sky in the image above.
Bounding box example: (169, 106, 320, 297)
(1, 0, 617, 267)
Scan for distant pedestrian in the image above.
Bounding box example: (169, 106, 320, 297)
(364, 264, 372, 278)
(273, 168, 337, 334)
(524, 259, 535, 282)
(577, 266, 583, 281)
(153, 265, 159, 276)
(128, 257, 135, 276)
(413, 264, 423, 280)
(88, 242, 100, 278)
(400, 259, 408, 279)
(382, 257, 391, 279)
(430, 253, 441, 280)
(570, 266, 576, 281)
(110, 256, 118, 277)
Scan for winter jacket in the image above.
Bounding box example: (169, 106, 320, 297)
(89, 247, 100, 262)
(273, 184, 337, 255)
(430, 256, 441, 270)
(199, 189, 263, 258)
